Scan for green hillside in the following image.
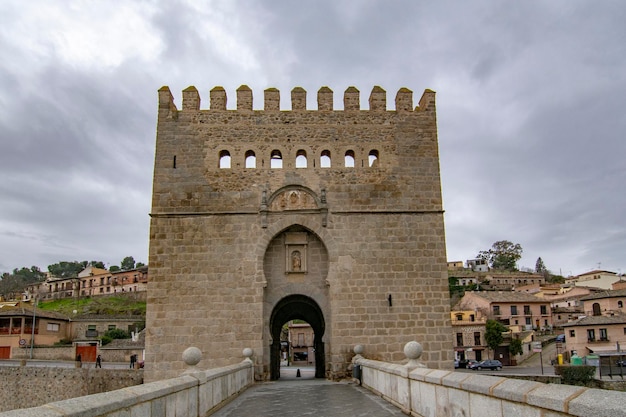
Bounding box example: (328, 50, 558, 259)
(37, 295, 146, 317)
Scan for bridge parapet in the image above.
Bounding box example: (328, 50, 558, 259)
(353, 342, 624, 417)
(0, 347, 254, 417)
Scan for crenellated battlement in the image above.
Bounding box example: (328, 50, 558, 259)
(159, 85, 435, 113)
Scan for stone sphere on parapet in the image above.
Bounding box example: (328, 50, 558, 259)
(182, 347, 202, 366)
(403, 341, 423, 360)
(242, 348, 253, 359)
(353, 344, 364, 355)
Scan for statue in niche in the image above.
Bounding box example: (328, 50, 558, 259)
(291, 251, 302, 271)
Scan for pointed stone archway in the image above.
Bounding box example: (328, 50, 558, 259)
(269, 294, 325, 380)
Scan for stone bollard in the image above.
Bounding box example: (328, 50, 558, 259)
(182, 347, 202, 374)
(404, 341, 426, 369)
(352, 344, 364, 362)
(351, 345, 364, 384)
(242, 347, 253, 364)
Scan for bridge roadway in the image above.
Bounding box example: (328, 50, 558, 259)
(210, 366, 405, 417)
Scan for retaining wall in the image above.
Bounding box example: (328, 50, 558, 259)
(0, 360, 253, 416)
(356, 357, 625, 417)
(11, 346, 75, 361)
(0, 367, 143, 412)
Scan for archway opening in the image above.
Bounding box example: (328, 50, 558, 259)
(269, 294, 325, 380)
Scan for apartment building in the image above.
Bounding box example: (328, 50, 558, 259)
(455, 291, 553, 330)
(450, 309, 487, 363)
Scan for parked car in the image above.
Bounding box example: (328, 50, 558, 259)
(456, 359, 477, 369)
(555, 334, 565, 342)
(469, 359, 502, 370)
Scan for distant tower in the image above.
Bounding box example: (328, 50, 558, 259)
(145, 84, 452, 382)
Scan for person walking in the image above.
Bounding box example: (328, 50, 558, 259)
(96, 354, 102, 368)
(130, 354, 136, 369)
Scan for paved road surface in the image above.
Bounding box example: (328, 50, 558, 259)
(210, 367, 405, 417)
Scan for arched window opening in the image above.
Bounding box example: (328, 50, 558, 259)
(270, 150, 283, 169)
(320, 150, 331, 168)
(618, 300, 623, 308)
(245, 150, 256, 168)
(219, 150, 231, 169)
(368, 149, 378, 167)
(344, 150, 355, 168)
(368, 150, 379, 167)
(295, 149, 307, 168)
(592, 302, 601, 316)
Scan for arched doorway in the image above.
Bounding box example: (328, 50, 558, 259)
(269, 294, 325, 380)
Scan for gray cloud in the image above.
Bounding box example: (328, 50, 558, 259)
(0, 0, 624, 276)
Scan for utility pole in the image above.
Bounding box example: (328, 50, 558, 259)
(29, 297, 37, 359)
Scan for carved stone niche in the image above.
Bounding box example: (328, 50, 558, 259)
(285, 232, 308, 274)
(269, 189, 317, 211)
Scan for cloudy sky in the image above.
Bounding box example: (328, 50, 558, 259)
(0, 1, 624, 277)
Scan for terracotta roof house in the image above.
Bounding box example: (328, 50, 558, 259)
(0, 306, 71, 358)
(454, 291, 553, 330)
(561, 313, 626, 359)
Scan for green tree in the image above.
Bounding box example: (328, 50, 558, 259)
(477, 240, 523, 271)
(109, 265, 121, 272)
(120, 256, 136, 271)
(535, 257, 546, 274)
(47, 261, 86, 277)
(90, 261, 105, 269)
(509, 338, 523, 358)
(0, 266, 46, 299)
(547, 273, 565, 284)
(485, 320, 508, 359)
(47, 261, 106, 278)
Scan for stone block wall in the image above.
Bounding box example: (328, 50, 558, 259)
(356, 357, 626, 417)
(0, 367, 143, 412)
(0, 360, 253, 417)
(146, 85, 451, 381)
(11, 346, 74, 361)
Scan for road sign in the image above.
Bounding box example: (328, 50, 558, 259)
(19, 339, 26, 346)
(532, 342, 542, 353)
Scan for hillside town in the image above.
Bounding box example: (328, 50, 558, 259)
(449, 259, 626, 371)
(0, 264, 148, 364)
(2, 260, 625, 375)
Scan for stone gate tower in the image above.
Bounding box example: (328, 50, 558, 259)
(145, 84, 452, 382)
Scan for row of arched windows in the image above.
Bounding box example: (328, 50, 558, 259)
(217, 149, 379, 169)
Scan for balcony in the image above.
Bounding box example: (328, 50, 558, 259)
(587, 337, 610, 343)
(451, 319, 486, 325)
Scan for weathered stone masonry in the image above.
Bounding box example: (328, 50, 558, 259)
(145, 84, 452, 382)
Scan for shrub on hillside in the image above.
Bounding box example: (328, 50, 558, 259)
(100, 328, 130, 346)
(554, 365, 596, 386)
